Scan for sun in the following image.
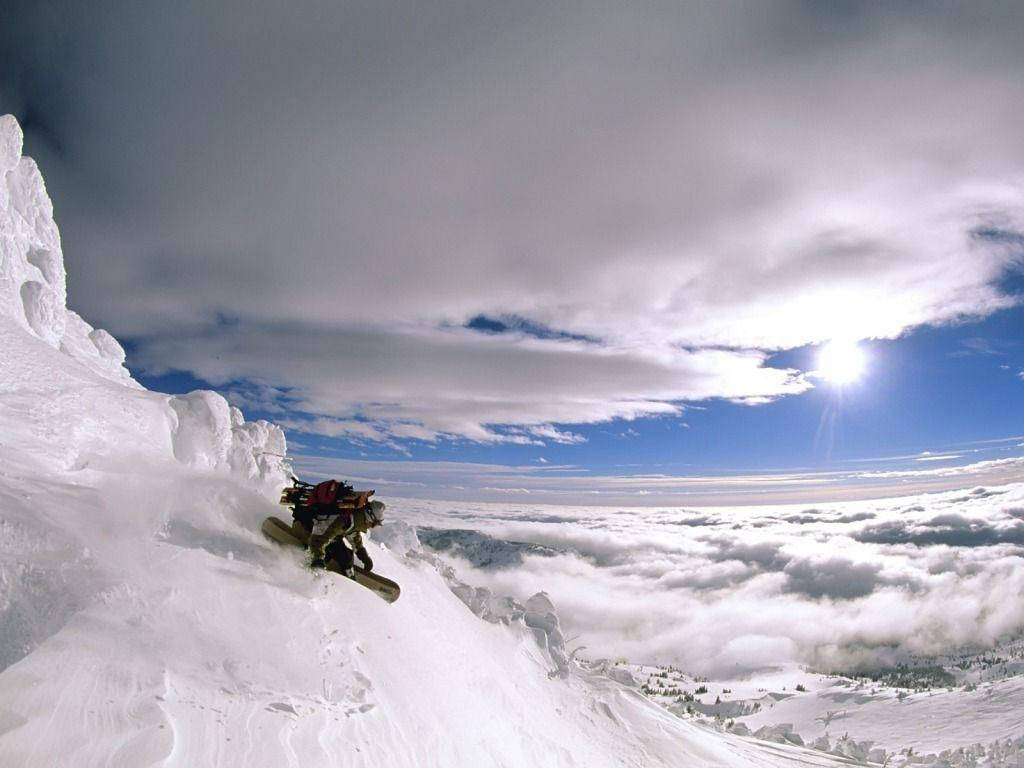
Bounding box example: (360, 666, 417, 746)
(815, 339, 867, 385)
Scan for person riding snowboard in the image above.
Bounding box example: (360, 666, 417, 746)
(310, 500, 384, 575)
(289, 478, 384, 575)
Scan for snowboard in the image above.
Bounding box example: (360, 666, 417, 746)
(261, 516, 401, 603)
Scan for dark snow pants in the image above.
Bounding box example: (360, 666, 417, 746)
(329, 541, 355, 571)
(307, 513, 351, 561)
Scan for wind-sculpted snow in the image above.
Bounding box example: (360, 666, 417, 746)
(0, 115, 134, 385)
(0, 499, 105, 672)
(169, 390, 287, 492)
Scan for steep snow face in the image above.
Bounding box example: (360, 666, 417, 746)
(0, 114, 848, 767)
(0, 113, 286, 673)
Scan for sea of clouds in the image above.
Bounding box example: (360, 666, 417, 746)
(396, 482, 1024, 677)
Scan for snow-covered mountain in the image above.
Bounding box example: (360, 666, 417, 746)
(0, 114, 867, 767)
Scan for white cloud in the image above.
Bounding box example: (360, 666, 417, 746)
(953, 337, 1009, 356)
(526, 425, 587, 445)
(8, 3, 1024, 441)
(393, 481, 1024, 674)
(858, 456, 1024, 481)
(135, 323, 807, 442)
(294, 453, 1024, 507)
(915, 452, 963, 462)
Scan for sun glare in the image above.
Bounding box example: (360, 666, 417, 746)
(816, 339, 866, 385)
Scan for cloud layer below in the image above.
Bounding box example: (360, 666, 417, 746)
(391, 481, 1024, 676)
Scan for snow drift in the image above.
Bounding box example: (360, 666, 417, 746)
(0, 114, 850, 767)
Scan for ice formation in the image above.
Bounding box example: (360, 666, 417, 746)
(0, 114, 132, 383)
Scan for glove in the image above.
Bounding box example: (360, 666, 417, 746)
(356, 547, 373, 571)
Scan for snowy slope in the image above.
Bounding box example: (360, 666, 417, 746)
(0, 114, 856, 767)
(734, 663, 1024, 755)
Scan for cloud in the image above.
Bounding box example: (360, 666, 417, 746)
(782, 557, 883, 600)
(4, 2, 1024, 441)
(654, 560, 759, 592)
(416, 528, 560, 569)
(950, 337, 1012, 357)
(703, 538, 792, 571)
(525, 425, 587, 445)
(390, 481, 1024, 674)
(834, 511, 876, 524)
(856, 457, 1024, 483)
(132, 321, 806, 443)
(781, 511, 822, 524)
(915, 452, 963, 462)
(663, 515, 719, 528)
(853, 514, 1024, 548)
(294, 452, 1024, 506)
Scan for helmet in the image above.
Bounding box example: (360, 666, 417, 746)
(366, 500, 385, 526)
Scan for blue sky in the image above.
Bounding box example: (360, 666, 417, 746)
(5, 2, 1024, 503)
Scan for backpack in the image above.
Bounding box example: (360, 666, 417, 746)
(282, 478, 374, 532)
(307, 480, 373, 509)
(309, 479, 344, 506)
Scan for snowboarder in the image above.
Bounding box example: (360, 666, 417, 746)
(267, 479, 399, 601)
(309, 499, 385, 574)
(283, 478, 385, 574)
